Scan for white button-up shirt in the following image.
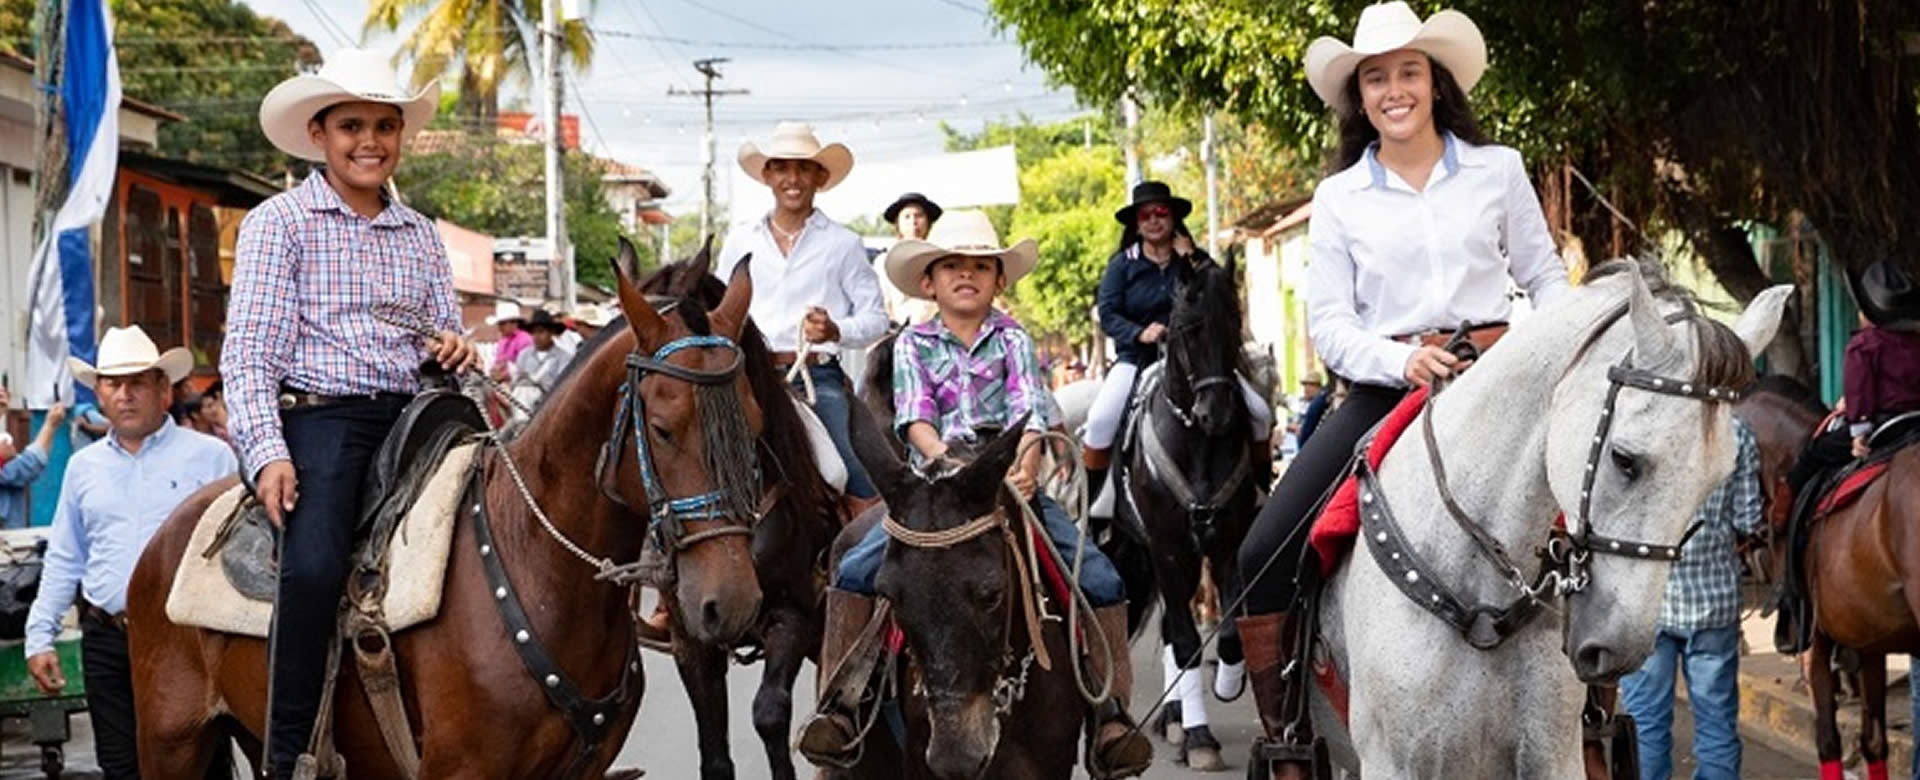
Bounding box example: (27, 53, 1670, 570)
(716, 209, 890, 354)
(25, 418, 237, 656)
(1306, 134, 1571, 387)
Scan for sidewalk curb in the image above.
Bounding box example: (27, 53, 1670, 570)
(1737, 664, 1914, 771)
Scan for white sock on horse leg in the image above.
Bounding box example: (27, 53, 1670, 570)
(1161, 645, 1182, 701)
(1213, 657, 1245, 700)
(1177, 660, 1210, 728)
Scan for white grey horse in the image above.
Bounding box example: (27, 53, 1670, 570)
(1308, 262, 1791, 778)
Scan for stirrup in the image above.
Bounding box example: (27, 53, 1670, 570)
(794, 708, 863, 769)
(1085, 699, 1151, 779)
(1252, 737, 1332, 780)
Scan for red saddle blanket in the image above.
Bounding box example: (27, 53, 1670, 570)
(1308, 387, 1431, 577)
(1815, 462, 1891, 518)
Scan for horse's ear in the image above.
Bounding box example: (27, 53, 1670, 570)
(847, 396, 911, 506)
(1174, 256, 1197, 286)
(1625, 261, 1681, 370)
(1223, 247, 1237, 277)
(953, 416, 1029, 502)
(670, 235, 717, 298)
(615, 235, 643, 281)
(614, 254, 672, 351)
(710, 253, 754, 342)
(1732, 284, 1794, 358)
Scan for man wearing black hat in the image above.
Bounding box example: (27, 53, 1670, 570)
(883, 192, 942, 240)
(508, 308, 576, 420)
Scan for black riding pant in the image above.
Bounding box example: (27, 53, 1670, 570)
(269, 396, 408, 778)
(81, 611, 236, 779)
(1788, 428, 1854, 497)
(1239, 384, 1407, 615)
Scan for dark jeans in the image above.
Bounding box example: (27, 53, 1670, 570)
(1787, 428, 1854, 496)
(268, 396, 407, 777)
(1238, 384, 1407, 614)
(81, 611, 236, 779)
(795, 362, 876, 499)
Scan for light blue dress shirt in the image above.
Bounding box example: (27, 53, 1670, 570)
(24, 418, 237, 656)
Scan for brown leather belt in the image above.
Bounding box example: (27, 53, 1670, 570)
(1395, 322, 1510, 356)
(278, 387, 413, 411)
(81, 602, 127, 632)
(770, 351, 837, 371)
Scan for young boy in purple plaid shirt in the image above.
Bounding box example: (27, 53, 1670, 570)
(224, 49, 475, 778)
(796, 211, 1150, 778)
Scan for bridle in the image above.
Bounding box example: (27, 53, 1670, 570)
(594, 313, 757, 561)
(1361, 306, 1743, 650)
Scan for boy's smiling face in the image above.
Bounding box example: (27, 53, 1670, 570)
(309, 101, 404, 194)
(920, 254, 1005, 317)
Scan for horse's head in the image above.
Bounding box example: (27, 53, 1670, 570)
(1168, 255, 1246, 437)
(607, 237, 765, 644)
(1549, 260, 1790, 682)
(865, 422, 1030, 780)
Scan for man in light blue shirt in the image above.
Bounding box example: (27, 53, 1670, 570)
(23, 326, 236, 778)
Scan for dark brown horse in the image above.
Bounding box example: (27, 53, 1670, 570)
(829, 409, 1093, 780)
(1742, 377, 1920, 777)
(127, 254, 766, 778)
(637, 245, 843, 780)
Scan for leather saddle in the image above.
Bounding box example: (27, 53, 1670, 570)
(217, 390, 488, 602)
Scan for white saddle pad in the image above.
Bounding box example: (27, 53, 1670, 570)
(165, 442, 480, 638)
(793, 396, 848, 494)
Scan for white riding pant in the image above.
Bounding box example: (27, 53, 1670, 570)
(1082, 362, 1273, 449)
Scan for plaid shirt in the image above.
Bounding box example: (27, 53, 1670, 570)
(893, 311, 1054, 451)
(1658, 418, 1764, 631)
(222, 171, 460, 476)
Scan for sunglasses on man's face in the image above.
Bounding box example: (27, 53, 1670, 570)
(1137, 206, 1172, 223)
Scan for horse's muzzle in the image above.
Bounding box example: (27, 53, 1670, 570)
(1570, 642, 1635, 684)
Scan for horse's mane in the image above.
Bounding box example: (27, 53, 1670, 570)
(1169, 256, 1254, 381)
(1584, 258, 1756, 395)
(1747, 374, 1830, 415)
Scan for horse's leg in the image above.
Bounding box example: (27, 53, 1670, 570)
(1808, 631, 1845, 777)
(1859, 651, 1890, 780)
(1208, 539, 1246, 702)
(752, 604, 815, 780)
(1152, 537, 1223, 770)
(675, 637, 738, 780)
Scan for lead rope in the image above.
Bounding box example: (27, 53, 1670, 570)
(1011, 432, 1117, 706)
(787, 316, 818, 404)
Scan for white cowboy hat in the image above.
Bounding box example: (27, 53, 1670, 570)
(258, 47, 441, 162)
(1304, 1, 1487, 114)
(883, 210, 1038, 301)
(485, 300, 527, 326)
(737, 122, 855, 192)
(569, 303, 614, 328)
(68, 326, 193, 390)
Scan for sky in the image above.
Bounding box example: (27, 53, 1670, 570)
(235, 0, 1089, 216)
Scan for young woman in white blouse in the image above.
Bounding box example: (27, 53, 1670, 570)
(1232, 4, 1570, 776)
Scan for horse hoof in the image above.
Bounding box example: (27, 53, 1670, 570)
(1156, 706, 1185, 745)
(1185, 744, 1226, 772)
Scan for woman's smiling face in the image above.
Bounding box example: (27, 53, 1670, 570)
(1356, 49, 1437, 144)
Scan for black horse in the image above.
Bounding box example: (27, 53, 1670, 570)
(631, 240, 844, 780)
(1111, 254, 1259, 769)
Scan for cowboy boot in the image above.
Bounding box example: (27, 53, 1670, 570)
(1239, 612, 1310, 780)
(796, 589, 877, 767)
(1084, 604, 1152, 778)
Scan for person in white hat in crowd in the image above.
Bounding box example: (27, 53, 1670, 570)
(0, 385, 65, 530)
(1229, 4, 1569, 777)
(716, 121, 888, 501)
(569, 303, 614, 342)
(223, 47, 476, 779)
(24, 326, 237, 779)
(796, 211, 1152, 778)
(486, 300, 533, 382)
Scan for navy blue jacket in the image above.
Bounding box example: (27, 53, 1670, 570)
(1097, 243, 1210, 365)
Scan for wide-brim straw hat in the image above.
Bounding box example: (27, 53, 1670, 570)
(570, 303, 614, 328)
(883, 210, 1038, 301)
(737, 122, 854, 192)
(259, 47, 441, 162)
(68, 325, 192, 390)
(485, 300, 527, 326)
(1304, 1, 1487, 114)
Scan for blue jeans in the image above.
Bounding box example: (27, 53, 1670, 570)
(1619, 624, 1743, 780)
(796, 362, 876, 499)
(834, 494, 1125, 606)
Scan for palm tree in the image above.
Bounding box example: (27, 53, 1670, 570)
(363, 0, 593, 122)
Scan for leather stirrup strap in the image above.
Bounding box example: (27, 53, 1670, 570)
(293, 617, 350, 780)
(351, 610, 422, 778)
(819, 599, 895, 712)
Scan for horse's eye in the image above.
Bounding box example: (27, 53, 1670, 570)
(971, 583, 1004, 609)
(650, 423, 673, 444)
(1609, 449, 1641, 481)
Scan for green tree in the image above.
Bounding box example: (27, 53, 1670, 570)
(1, 0, 322, 178)
(988, 0, 1920, 291)
(394, 137, 637, 290)
(363, 0, 593, 122)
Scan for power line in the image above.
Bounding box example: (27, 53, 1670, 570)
(297, 0, 356, 47)
(592, 27, 1012, 51)
(931, 0, 990, 15)
(670, 0, 1007, 86)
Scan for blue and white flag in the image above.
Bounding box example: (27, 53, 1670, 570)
(24, 0, 119, 406)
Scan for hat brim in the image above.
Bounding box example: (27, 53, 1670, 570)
(259, 76, 440, 162)
(485, 315, 527, 326)
(884, 239, 1039, 301)
(1848, 262, 1920, 331)
(884, 196, 944, 225)
(1115, 196, 1195, 225)
(68, 347, 193, 390)
(1304, 10, 1487, 114)
(737, 142, 855, 192)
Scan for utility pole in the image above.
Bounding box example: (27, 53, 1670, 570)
(669, 58, 747, 246)
(1203, 113, 1219, 257)
(1121, 93, 1141, 188)
(541, 0, 570, 308)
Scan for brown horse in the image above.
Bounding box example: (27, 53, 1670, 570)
(637, 245, 843, 780)
(127, 254, 767, 778)
(1742, 377, 1920, 776)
